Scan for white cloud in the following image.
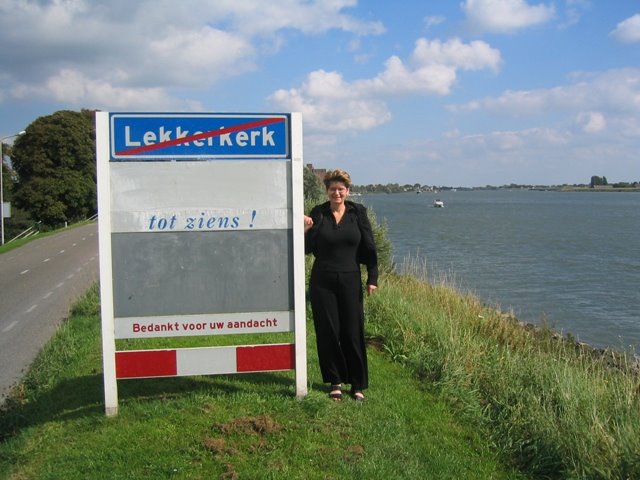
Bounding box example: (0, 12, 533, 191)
(561, 0, 591, 29)
(11, 69, 200, 111)
(411, 38, 501, 72)
(204, 0, 385, 37)
(576, 111, 606, 133)
(303, 70, 353, 99)
(147, 27, 256, 87)
(610, 14, 640, 43)
(424, 15, 445, 29)
(268, 70, 392, 132)
(461, 0, 555, 33)
(0, 0, 385, 110)
(360, 56, 458, 95)
(269, 37, 500, 132)
(449, 69, 640, 117)
(456, 128, 569, 154)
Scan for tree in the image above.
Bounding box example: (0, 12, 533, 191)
(1, 142, 37, 239)
(303, 164, 325, 211)
(1, 142, 13, 201)
(590, 175, 608, 188)
(11, 110, 97, 227)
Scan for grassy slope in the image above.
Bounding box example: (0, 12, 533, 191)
(0, 284, 521, 479)
(366, 271, 640, 479)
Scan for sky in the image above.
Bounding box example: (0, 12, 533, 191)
(1, 0, 639, 187)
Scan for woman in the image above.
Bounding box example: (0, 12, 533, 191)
(304, 169, 378, 401)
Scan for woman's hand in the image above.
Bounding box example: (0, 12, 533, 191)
(367, 285, 377, 295)
(303, 215, 314, 233)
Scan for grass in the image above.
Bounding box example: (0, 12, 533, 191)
(366, 258, 640, 479)
(0, 284, 521, 479)
(4, 252, 637, 479)
(0, 233, 47, 255)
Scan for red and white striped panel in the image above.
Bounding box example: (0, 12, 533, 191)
(115, 343, 295, 379)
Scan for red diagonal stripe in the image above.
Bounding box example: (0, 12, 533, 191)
(115, 117, 284, 156)
(116, 350, 177, 378)
(236, 344, 295, 372)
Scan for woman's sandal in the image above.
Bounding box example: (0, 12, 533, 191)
(351, 390, 365, 402)
(329, 384, 343, 401)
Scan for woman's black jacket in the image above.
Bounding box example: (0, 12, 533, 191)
(305, 200, 378, 286)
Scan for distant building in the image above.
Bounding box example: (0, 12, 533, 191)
(306, 163, 327, 181)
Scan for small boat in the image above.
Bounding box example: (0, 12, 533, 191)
(433, 199, 444, 208)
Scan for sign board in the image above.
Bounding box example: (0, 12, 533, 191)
(110, 113, 289, 159)
(96, 112, 306, 416)
(1, 202, 9, 218)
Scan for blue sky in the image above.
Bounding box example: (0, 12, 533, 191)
(1, 0, 639, 187)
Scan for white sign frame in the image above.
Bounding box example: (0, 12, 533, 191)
(97, 112, 306, 416)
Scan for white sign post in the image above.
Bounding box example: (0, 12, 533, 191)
(96, 112, 306, 416)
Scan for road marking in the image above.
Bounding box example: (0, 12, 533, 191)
(72, 243, 77, 247)
(26, 305, 37, 313)
(76, 267, 82, 272)
(20, 269, 29, 275)
(42, 291, 53, 299)
(66, 274, 74, 280)
(55, 282, 64, 289)
(59, 250, 65, 254)
(43, 258, 51, 263)
(2, 321, 18, 333)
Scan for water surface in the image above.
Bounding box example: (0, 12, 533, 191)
(361, 190, 640, 351)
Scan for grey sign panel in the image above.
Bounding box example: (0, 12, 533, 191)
(111, 230, 292, 318)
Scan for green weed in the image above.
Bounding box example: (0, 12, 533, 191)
(367, 258, 640, 479)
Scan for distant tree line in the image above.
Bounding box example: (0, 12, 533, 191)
(350, 183, 443, 194)
(349, 179, 640, 193)
(610, 181, 640, 188)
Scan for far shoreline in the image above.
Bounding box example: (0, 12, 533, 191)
(352, 185, 640, 194)
(555, 187, 640, 193)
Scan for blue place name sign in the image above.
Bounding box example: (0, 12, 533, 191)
(110, 113, 290, 160)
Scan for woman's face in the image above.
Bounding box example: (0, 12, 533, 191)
(327, 181, 349, 206)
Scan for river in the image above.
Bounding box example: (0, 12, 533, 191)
(360, 190, 640, 352)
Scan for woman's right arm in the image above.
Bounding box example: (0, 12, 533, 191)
(303, 215, 314, 233)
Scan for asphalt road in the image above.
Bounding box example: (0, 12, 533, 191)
(0, 223, 99, 404)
